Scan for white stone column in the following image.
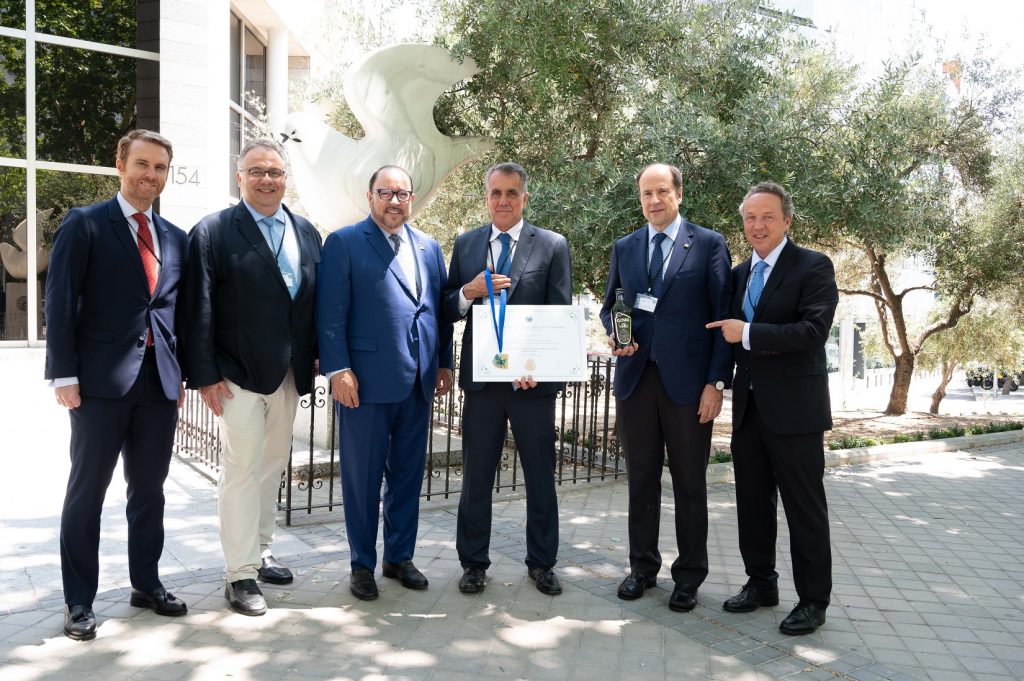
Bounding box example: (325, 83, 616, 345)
(266, 26, 290, 136)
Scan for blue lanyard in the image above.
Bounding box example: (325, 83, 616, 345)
(484, 270, 506, 354)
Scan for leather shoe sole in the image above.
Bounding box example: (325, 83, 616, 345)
(63, 605, 96, 641)
(617, 574, 656, 600)
(225, 580, 267, 616)
(458, 568, 486, 594)
(258, 556, 293, 585)
(780, 603, 826, 635)
(350, 569, 379, 601)
(528, 567, 562, 596)
(722, 586, 780, 613)
(130, 588, 188, 616)
(668, 587, 698, 613)
(382, 560, 428, 590)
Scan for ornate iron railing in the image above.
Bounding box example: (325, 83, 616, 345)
(173, 347, 624, 525)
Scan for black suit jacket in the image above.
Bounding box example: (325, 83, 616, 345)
(180, 202, 322, 396)
(44, 197, 187, 400)
(442, 221, 572, 396)
(730, 240, 838, 434)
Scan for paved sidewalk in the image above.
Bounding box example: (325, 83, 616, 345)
(2, 350, 1023, 680)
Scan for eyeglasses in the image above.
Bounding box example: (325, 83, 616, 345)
(241, 168, 287, 179)
(373, 188, 413, 202)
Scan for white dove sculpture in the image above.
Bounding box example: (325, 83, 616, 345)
(282, 43, 492, 231)
(1, 209, 53, 280)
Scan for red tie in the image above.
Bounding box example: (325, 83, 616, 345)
(134, 212, 158, 346)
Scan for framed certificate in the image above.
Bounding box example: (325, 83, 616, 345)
(471, 304, 588, 382)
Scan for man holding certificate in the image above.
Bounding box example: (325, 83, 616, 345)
(600, 163, 733, 613)
(442, 162, 572, 596)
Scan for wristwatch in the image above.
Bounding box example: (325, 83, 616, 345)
(710, 380, 725, 391)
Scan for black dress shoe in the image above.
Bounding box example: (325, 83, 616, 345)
(779, 602, 826, 635)
(617, 572, 656, 600)
(258, 555, 294, 585)
(63, 604, 96, 641)
(722, 584, 780, 613)
(528, 567, 563, 596)
(458, 566, 486, 594)
(350, 568, 379, 600)
(668, 585, 698, 612)
(225, 579, 267, 616)
(382, 560, 428, 590)
(130, 586, 188, 616)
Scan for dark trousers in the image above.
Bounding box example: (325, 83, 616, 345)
(338, 378, 430, 571)
(60, 350, 177, 606)
(457, 384, 559, 571)
(619, 362, 711, 588)
(731, 392, 832, 608)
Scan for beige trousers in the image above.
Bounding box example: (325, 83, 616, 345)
(217, 371, 299, 582)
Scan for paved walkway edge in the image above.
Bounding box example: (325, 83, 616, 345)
(705, 427, 1024, 483)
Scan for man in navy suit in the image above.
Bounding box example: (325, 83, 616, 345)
(600, 163, 732, 612)
(316, 165, 454, 600)
(180, 138, 322, 616)
(442, 162, 572, 596)
(707, 181, 838, 635)
(45, 129, 189, 640)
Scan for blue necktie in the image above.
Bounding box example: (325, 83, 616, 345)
(744, 260, 768, 321)
(648, 232, 667, 296)
(495, 232, 512, 275)
(261, 216, 298, 299)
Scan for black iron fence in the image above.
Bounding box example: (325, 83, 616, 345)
(173, 347, 624, 525)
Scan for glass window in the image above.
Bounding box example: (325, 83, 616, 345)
(35, 45, 158, 166)
(230, 13, 241, 106)
(229, 109, 241, 199)
(0, 37, 26, 158)
(35, 170, 120, 340)
(35, 0, 147, 50)
(1, 166, 27, 340)
(243, 27, 265, 117)
(0, 1, 26, 30)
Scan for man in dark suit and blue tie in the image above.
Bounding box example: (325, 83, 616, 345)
(600, 163, 732, 612)
(180, 138, 322, 616)
(442, 162, 572, 596)
(707, 181, 838, 635)
(45, 129, 189, 640)
(316, 165, 454, 600)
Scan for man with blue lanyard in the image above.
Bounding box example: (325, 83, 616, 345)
(442, 162, 572, 596)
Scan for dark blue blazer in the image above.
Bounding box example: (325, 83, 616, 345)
(442, 221, 572, 395)
(44, 197, 187, 400)
(600, 218, 732, 405)
(316, 216, 453, 404)
(180, 202, 322, 396)
(729, 240, 838, 434)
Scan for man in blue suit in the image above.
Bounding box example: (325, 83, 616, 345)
(600, 163, 732, 612)
(45, 129, 189, 640)
(316, 165, 454, 600)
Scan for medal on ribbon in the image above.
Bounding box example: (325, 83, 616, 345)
(485, 269, 508, 369)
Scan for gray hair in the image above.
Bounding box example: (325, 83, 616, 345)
(236, 138, 288, 168)
(739, 181, 795, 220)
(485, 162, 529, 193)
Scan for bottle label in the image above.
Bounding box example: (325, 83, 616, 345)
(613, 311, 632, 347)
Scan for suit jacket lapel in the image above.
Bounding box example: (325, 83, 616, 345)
(234, 203, 289, 294)
(507, 222, 535, 300)
(364, 218, 417, 304)
(755, 241, 796, 315)
(149, 214, 174, 298)
(107, 199, 150, 294)
(630, 228, 648, 292)
(406, 225, 426, 301)
(284, 206, 315, 300)
(657, 221, 694, 301)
